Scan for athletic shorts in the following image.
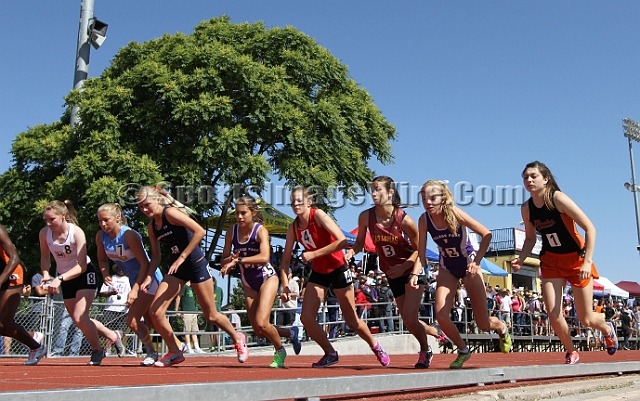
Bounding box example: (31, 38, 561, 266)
(540, 251, 598, 288)
(0, 263, 25, 291)
(240, 263, 277, 292)
(170, 257, 211, 284)
(60, 263, 99, 299)
(388, 273, 426, 299)
(182, 313, 200, 332)
(308, 263, 353, 290)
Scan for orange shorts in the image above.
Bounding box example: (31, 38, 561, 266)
(1, 263, 25, 291)
(540, 251, 598, 288)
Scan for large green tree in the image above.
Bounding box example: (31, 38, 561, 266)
(0, 16, 396, 273)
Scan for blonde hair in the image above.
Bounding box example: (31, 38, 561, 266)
(235, 196, 263, 223)
(420, 180, 460, 234)
(135, 186, 196, 216)
(44, 200, 79, 225)
(97, 203, 128, 226)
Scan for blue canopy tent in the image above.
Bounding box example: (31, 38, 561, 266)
(480, 258, 508, 276)
(426, 248, 439, 261)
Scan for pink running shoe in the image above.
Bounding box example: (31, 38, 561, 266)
(235, 332, 249, 363)
(372, 343, 390, 367)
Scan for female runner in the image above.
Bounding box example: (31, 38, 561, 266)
(345, 176, 445, 369)
(282, 187, 389, 368)
(96, 203, 166, 366)
(511, 161, 617, 364)
(40, 200, 125, 366)
(418, 180, 510, 369)
(220, 196, 301, 368)
(135, 186, 248, 367)
(0, 223, 46, 365)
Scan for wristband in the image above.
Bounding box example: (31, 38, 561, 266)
(408, 273, 418, 278)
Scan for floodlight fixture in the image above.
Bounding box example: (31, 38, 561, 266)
(90, 18, 108, 49)
(624, 118, 640, 143)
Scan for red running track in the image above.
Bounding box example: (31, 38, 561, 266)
(0, 350, 637, 393)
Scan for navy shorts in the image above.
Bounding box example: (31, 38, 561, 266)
(387, 273, 426, 299)
(60, 263, 99, 299)
(308, 264, 353, 290)
(170, 257, 212, 284)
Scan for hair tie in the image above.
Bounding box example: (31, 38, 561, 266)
(438, 180, 449, 185)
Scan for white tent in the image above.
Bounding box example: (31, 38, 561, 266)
(594, 276, 629, 298)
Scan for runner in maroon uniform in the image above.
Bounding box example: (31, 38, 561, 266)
(280, 187, 389, 368)
(512, 161, 617, 364)
(345, 176, 445, 369)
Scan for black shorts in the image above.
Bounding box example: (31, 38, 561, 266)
(308, 264, 353, 290)
(388, 273, 426, 299)
(60, 263, 98, 300)
(170, 257, 211, 284)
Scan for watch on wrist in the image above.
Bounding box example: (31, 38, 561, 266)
(237, 256, 244, 264)
(57, 275, 64, 282)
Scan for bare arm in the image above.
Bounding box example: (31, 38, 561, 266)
(0, 224, 21, 287)
(344, 210, 368, 261)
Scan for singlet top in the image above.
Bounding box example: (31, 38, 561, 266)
(424, 212, 474, 277)
(368, 207, 414, 274)
(0, 247, 23, 276)
(231, 223, 275, 286)
(527, 196, 584, 256)
(152, 208, 205, 265)
(46, 224, 91, 274)
(295, 208, 344, 274)
(100, 225, 163, 287)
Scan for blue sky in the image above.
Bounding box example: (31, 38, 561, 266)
(2, 1, 640, 296)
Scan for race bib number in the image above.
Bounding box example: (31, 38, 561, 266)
(86, 272, 96, 285)
(381, 245, 396, 258)
(546, 233, 562, 247)
(300, 229, 317, 249)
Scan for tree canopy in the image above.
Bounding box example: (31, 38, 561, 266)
(0, 16, 396, 273)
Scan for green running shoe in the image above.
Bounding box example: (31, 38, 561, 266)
(449, 351, 471, 369)
(269, 349, 287, 368)
(499, 321, 512, 353)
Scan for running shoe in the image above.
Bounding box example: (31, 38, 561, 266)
(154, 352, 185, 367)
(565, 351, 580, 365)
(88, 349, 106, 366)
(449, 351, 471, 369)
(372, 342, 390, 367)
(140, 351, 159, 366)
(112, 330, 125, 358)
(414, 348, 433, 369)
(605, 322, 618, 355)
(312, 352, 339, 368)
(24, 344, 47, 366)
(179, 342, 188, 353)
(234, 332, 249, 363)
(194, 348, 206, 354)
(269, 349, 287, 368)
(435, 328, 453, 348)
(499, 321, 512, 353)
(290, 326, 302, 355)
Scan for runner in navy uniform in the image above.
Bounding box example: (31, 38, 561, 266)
(511, 161, 617, 364)
(136, 186, 248, 367)
(220, 196, 300, 368)
(419, 180, 510, 369)
(346, 176, 444, 369)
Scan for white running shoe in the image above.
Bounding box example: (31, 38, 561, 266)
(24, 344, 46, 366)
(141, 352, 159, 366)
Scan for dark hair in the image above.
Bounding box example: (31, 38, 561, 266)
(235, 196, 264, 223)
(372, 176, 401, 221)
(522, 161, 561, 210)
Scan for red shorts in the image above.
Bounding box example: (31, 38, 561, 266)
(540, 251, 598, 288)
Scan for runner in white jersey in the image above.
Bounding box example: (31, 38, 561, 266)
(40, 200, 124, 366)
(96, 203, 165, 366)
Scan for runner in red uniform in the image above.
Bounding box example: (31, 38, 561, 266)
(345, 176, 445, 369)
(280, 187, 390, 368)
(512, 161, 617, 364)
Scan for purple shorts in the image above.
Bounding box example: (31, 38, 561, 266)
(240, 263, 277, 292)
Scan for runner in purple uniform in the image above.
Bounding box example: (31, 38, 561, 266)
(220, 196, 301, 368)
(418, 180, 510, 369)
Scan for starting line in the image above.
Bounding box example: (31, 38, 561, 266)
(3, 361, 640, 401)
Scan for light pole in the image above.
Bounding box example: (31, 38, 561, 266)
(622, 118, 640, 253)
(70, 0, 108, 128)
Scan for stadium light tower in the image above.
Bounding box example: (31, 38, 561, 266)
(623, 118, 640, 253)
(70, 0, 108, 127)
